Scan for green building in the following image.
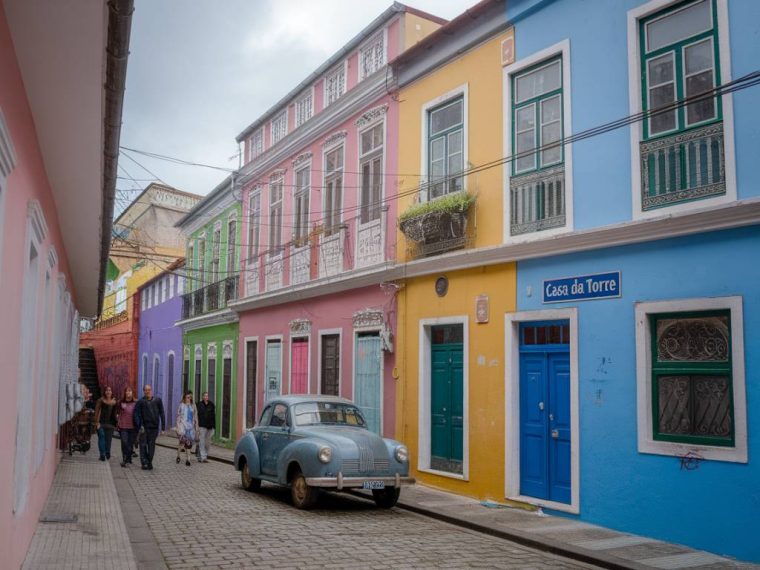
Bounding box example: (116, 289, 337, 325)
(176, 176, 241, 441)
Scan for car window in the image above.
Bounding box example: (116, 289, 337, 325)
(259, 406, 273, 426)
(293, 402, 367, 427)
(270, 403, 289, 427)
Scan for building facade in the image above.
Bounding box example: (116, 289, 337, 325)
(229, 3, 447, 438)
(137, 259, 185, 420)
(177, 176, 242, 441)
(0, 1, 131, 566)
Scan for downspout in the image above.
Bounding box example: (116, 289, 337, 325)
(98, 0, 134, 318)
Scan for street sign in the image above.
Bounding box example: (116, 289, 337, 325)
(542, 271, 621, 304)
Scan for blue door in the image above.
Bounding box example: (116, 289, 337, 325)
(519, 321, 571, 504)
(354, 333, 382, 434)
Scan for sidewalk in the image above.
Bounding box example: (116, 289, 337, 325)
(22, 450, 138, 570)
(158, 434, 757, 570)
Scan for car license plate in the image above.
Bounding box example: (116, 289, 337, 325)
(362, 480, 385, 490)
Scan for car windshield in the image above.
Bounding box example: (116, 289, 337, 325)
(292, 402, 367, 428)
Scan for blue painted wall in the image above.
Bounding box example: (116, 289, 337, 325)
(506, 0, 760, 230)
(516, 226, 760, 561)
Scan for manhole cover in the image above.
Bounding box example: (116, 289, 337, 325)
(40, 513, 78, 523)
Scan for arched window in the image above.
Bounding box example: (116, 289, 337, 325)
(153, 355, 161, 393)
(167, 353, 175, 417)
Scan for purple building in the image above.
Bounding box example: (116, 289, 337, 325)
(137, 259, 185, 422)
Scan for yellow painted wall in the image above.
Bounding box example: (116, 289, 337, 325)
(394, 30, 517, 500)
(396, 265, 516, 500)
(402, 13, 444, 50)
(396, 30, 511, 262)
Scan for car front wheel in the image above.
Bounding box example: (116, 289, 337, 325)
(290, 469, 318, 509)
(241, 462, 261, 492)
(372, 486, 400, 509)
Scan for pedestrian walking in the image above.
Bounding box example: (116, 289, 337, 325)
(117, 387, 138, 467)
(175, 391, 198, 467)
(134, 384, 165, 470)
(94, 386, 118, 461)
(197, 391, 216, 463)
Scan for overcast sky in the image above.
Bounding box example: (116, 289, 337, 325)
(116, 0, 476, 210)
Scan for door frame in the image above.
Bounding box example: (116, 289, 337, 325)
(352, 326, 384, 436)
(418, 316, 469, 481)
(505, 308, 579, 514)
(264, 334, 283, 404)
(288, 331, 311, 395)
(317, 328, 342, 396)
(242, 336, 258, 432)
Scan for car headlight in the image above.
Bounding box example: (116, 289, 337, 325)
(394, 445, 408, 463)
(318, 446, 332, 463)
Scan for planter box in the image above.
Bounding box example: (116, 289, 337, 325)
(400, 209, 469, 244)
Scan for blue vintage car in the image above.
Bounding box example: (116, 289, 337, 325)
(234, 395, 414, 509)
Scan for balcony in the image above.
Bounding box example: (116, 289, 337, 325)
(510, 164, 565, 237)
(640, 122, 725, 211)
(181, 275, 239, 319)
(399, 191, 476, 259)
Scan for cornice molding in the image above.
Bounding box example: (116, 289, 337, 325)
(355, 104, 389, 129)
(176, 308, 239, 331)
(322, 130, 348, 149)
(0, 109, 17, 179)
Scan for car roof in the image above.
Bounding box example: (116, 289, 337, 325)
(265, 395, 356, 407)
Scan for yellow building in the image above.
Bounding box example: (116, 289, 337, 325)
(393, 1, 516, 500)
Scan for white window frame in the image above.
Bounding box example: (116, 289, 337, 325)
(358, 29, 388, 81)
(627, 0, 736, 221)
(417, 316, 469, 481)
(141, 288, 146, 311)
(141, 353, 149, 392)
(419, 84, 469, 203)
(357, 117, 386, 226)
(322, 144, 345, 236)
(242, 335, 259, 431)
(0, 108, 17, 278)
(169, 273, 174, 299)
(295, 87, 315, 128)
(317, 328, 343, 397)
(265, 334, 284, 400)
(503, 39, 574, 244)
(288, 331, 311, 395)
(323, 61, 348, 107)
(249, 127, 264, 162)
(504, 308, 580, 514)
(268, 175, 284, 256)
(270, 110, 288, 146)
(635, 296, 747, 463)
(153, 354, 161, 393)
(247, 187, 262, 265)
(226, 212, 238, 276)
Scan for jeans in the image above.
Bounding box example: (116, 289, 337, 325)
(198, 427, 214, 460)
(119, 428, 137, 463)
(97, 426, 114, 459)
(139, 428, 159, 467)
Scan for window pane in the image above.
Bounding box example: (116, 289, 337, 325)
(430, 136, 445, 162)
(516, 105, 535, 133)
(658, 375, 692, 435)
(649, 84, 676, 134)
(448, 130, 462, 155)
(541, 122, 562, 165)
(648, 53, 674, 86)
(686, 71, 715, 124)
(693, 375, 732, 437)
(541, 95, 561, 123)
(516, 130, 536, 154)
(430, 100, 463, 135)
(656, 315, 729, 362)
(685, 38, 713, 75)
(515, 60, 561, 104)
(646, 0, 711, 53)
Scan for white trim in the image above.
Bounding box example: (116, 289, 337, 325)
(504, 308, 580, 514)
(141, 353, 149, 392)
(287, 331, 311, 395)
(503, 39, 574, 244)
(264, 334, 284, 403)
(417, 316, 470, 481)
(0, 108, 16, 279)
(627, 0, 736, 221)
(152, 354, 161, 396)
(358, 27, 388, 82)
(242, 335, 259, 431)
(352, 327, 385, 436)
(634, 296, 746, 463)
(317, 328, 343, 396)
(270, 109, 288, 146)
(419, 83, 469, 202)
(323, 60, 349, 108)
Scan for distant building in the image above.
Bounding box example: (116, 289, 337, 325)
(0, 1, 132, 566)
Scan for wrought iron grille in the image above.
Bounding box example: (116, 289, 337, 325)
(640, 122, 725, 211)
(402, 206, 475, 260)
(510, 164, 565, 236)
(657, 375, 731, 438)
(181, 275, 239, 319)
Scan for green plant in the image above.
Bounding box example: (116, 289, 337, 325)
(399, 191, 475, 222)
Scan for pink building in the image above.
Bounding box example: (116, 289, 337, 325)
(0, 1, 132, 566)
(230, 4, 446, 438)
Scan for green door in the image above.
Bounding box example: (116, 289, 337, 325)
(430, 325, 464, 475)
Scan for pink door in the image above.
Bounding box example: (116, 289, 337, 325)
(290, 338, 309, 394)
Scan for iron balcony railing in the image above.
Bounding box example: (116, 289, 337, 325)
(640, 122, 725, 211)
(181, 275, 239, 319)
(510, 164, 565, 237)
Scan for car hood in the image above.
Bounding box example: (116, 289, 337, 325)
(296, 426, 390, 459)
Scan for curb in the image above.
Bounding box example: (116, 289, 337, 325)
(155, 440, 235, 465)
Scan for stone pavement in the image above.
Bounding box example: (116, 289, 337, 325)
(154, 433, 758, 570)
(22, 448, 137, 570)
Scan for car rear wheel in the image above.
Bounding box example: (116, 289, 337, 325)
(372, 486, 400, 509)
(291, 469, 318, 509)
(241, 462, 261, 492)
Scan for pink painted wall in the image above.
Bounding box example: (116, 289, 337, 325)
(237, 285, 398, 438)
(0, 7, 79, 568)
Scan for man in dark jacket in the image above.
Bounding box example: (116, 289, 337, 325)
(196, 392, 216, 463)
(134, 384, 165, 470)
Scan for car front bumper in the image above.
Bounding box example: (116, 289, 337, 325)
(305, 472, 415, 490)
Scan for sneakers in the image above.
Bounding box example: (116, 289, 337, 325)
(120, 461, 126, 468)
(99, 456, 105, 461)
(185, 460, 190, 466)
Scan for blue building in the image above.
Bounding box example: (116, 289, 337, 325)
(502, 0, 759, 561)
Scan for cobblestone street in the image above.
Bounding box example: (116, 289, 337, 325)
(118, 446, 593, 569)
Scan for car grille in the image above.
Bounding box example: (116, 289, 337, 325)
(342, 457, 390, 474)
